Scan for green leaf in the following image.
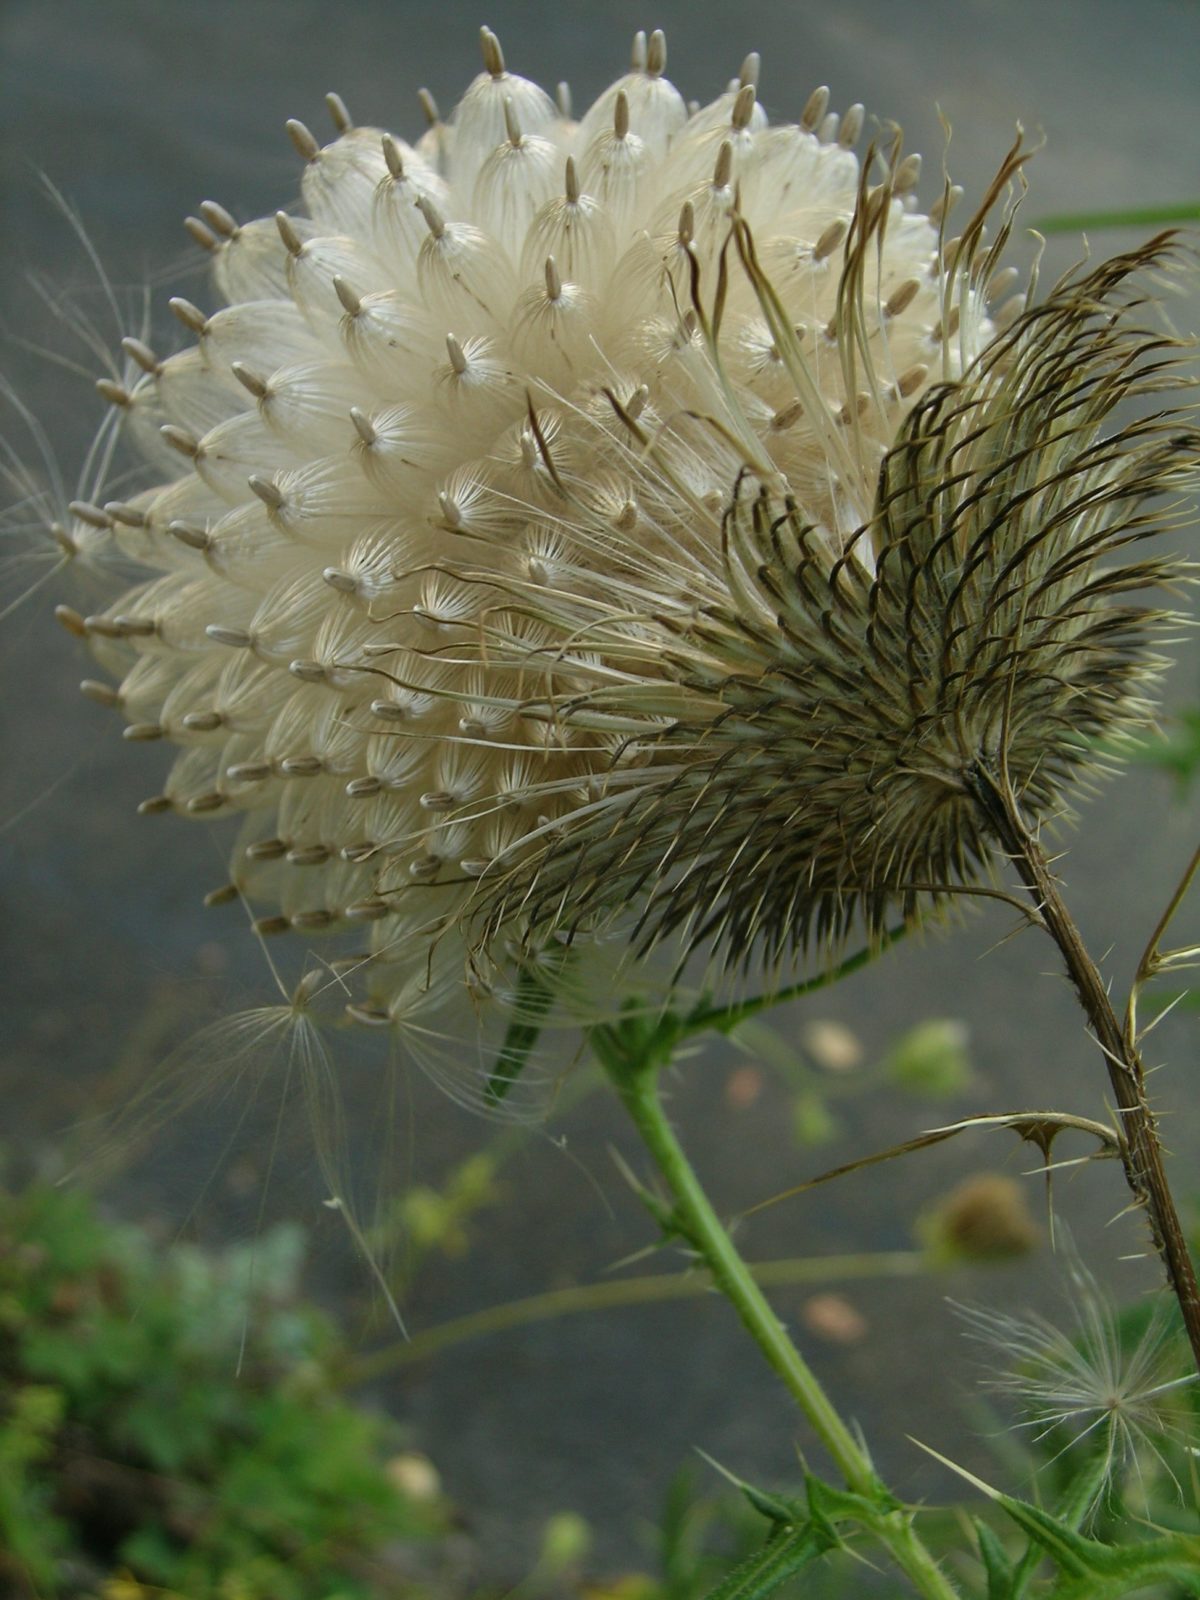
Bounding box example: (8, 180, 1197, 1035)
(699, 1521, 830, 1600)
(1130, 707, 1200, 790)
(997, 1493, 1200, 1597)
(693, 1454, 807, 1533)
(997, 1496, 1108, 1575)
(739, 1481, 807, 1527)
(0, 1385, 70, 1586)
(974, 1518, 1017, 1600)
(0, 1178, 445, 1598)
(694, 1468, 906, 1600)
(805, 1470, 900, 1529)
(1048, 1547, 1200, 1600)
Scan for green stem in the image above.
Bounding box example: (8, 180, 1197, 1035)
(600, 1030, 959, 1600)
(1032, 202, 1200, 234)
(680, 925, 908, 1039)
(342, 1250, 925, 1384)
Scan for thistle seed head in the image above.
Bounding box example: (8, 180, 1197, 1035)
(56, 29, 1198, 1076)
(478, 238, 1199, 979)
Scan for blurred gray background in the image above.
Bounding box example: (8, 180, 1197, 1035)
(1, 0, 1198, 1581)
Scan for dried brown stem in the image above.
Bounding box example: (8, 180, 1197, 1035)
(966, 759, 1200, 1373)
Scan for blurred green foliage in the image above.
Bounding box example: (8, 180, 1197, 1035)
(883, 1020, 972, 1101)
(727, 1012, 975, 1153)
(0, 1177, 448, 1600)
(1131, 710, 1200, 794)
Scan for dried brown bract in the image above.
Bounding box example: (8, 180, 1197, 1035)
(476, 237, 1198, 984)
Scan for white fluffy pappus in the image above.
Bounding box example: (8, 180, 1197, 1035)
(45, 25, 1035, 1104)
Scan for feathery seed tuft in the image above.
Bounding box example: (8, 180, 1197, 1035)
(53, 28, 1198, 1091)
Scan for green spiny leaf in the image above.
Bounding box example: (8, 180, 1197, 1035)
(974, 1519, 1017, 1600)
(699, 1521, 831, 1600)
(805, 1470, 900, 1528)
(739, 1481, 807, 1527)
(998, 1493, 1200, 1593)
(997, 1497, 1098, 1577)
(1048, 1543, 1200, 1600)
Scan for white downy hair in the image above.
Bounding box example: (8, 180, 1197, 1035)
(47, 27, 1195, 1106)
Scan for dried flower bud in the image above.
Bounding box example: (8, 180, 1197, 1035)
(919, 1173, 1039, 1264)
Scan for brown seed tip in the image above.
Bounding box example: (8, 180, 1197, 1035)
(160, 424, 199, 459)
(168, 296, 208, 335)
(54, 604, 87, 638)
(731, 83, 757, 132)
(80, 679, 120, 707)
(333, 275, 363, 316)
(479, 26, 505, 78)
(800, 85, 830, 131)
(121, 336, 160, 374)
(199, 200, 238, 237)
(184, 216, 218, 251)
(417, 88, 439, 128)
(275, 211, 305, 256)
(325, 91, 352, 132)
(381, 133, 404, 180)
(286, 118, 321, 161)
(68, 500, 111, 529)
(613, 91, 630, 142)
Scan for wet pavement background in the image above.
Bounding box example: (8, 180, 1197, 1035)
(1, 0, 1198, 1578)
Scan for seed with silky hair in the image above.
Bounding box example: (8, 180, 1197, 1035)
(55, 28, 1198, 1097)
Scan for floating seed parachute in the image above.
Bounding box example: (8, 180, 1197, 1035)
(49, 27, 1197, 1081)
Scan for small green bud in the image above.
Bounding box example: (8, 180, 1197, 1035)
(792, 1092, 839, 1147)
(539, 1510, 591, 1571)
(885, 1019, 971, 1099)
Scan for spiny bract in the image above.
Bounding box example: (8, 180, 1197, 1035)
(52, 26, 1196, 1088)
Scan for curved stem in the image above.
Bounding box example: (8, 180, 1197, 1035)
(966, 760, 1200, 1372)
(679, 924, 908, 1038)
(1127, 842, 1200, 1043)
(599, 1031, 960, 1600)
(1033, 201, 1200, 235)
(341, 1251, 925, 1385)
